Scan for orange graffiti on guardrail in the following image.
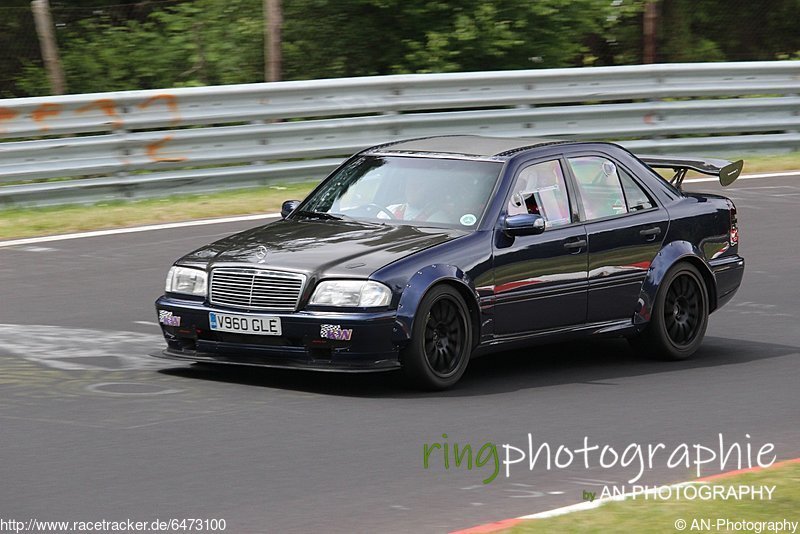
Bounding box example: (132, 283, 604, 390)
(0, 107, 18, 133)
(31, 103, 63, 132)
(137, 95, 185, 162)
(137, 94, 181, 125)
(144, 134, 187, 163)
(1, 93, 189, 164)
(76, 99, 123, 129)
(1, 93, 182, 133)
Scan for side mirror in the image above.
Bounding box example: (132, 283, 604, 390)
(504, 213, 545, 236)
(281, 200, 301, 219)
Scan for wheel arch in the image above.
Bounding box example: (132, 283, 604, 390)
(393, 265, 481, 350)
(679, 256, 717, 313)
(635, 241, 717, 326)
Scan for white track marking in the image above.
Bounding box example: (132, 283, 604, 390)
(683, 170, 800, 183)
(84, 382, 184, 396)
(0, 324, 172, 371)
(134, 321, 160, 326)
(0, 212, 280, 248)
(566, 477, 618, 485)
(520, 481, 696, 519)
(16, 246, 57, 252)
(0, 170, 797, 249)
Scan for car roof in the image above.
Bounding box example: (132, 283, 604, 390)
(365, 135, 570, 159)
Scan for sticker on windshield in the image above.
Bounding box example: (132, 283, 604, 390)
(460, 214, 477, 226)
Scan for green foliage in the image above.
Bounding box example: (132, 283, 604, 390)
(659, 0, 800, 62)
(0, 6, 39, 97)
(281, 0, 645, 77)
(16, 0, 646, 92)
(16, 0, 264, 95)
(7, 0, 800, 96)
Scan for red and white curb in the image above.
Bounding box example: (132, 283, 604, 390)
(450, 457, 800, 534)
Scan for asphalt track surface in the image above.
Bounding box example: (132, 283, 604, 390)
(0, 175, 798, 533)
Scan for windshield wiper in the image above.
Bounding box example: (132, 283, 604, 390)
(294, 210, 387, 227)
(294, 210, 343, 221)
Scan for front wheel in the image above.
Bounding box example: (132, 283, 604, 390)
(401, 285, 473, 390)
(630, 262, 709, 360)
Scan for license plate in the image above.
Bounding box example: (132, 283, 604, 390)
(209, 312, 282, 336)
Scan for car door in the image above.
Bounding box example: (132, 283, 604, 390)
(492, 157, 588, 335)
(564, 154, 669, 323)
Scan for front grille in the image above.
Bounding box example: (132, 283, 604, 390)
(209, 267, 306, 311)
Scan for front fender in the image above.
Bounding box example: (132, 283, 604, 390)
(392, 264, 478, 345)
(634, 240, 716, 326)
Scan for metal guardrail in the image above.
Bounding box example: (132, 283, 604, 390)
(0, 61, 798, 207)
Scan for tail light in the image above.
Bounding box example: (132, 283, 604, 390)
(727, 200, 738, 246)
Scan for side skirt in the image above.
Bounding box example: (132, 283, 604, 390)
(472, 319, 637, 358)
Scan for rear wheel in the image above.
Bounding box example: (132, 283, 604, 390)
(630, 262, 709, 360)
(401, 285, 472, 390)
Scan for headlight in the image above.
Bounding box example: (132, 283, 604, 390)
(165, 266, 207, 297)
(309, 280, 392, 307)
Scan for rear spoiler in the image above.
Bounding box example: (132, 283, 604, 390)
(639, 155, 744, 189)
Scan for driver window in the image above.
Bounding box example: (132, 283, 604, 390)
(507, 160, 571, 228)
(567, 156, 627, 220)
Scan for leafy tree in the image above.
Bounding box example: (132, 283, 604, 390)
(397, 0, 633, 72)
(658, 0, 800, 62)
(8, 0, 800, 97)
(281, 0, 408, 78)
(17, 0, 264, 95)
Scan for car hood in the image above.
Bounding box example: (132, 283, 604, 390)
(177, 219, 467, 279)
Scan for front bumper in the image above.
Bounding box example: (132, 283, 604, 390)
(154, 296, 401, 372)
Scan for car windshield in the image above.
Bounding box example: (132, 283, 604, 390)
(297, 155, 503, 229)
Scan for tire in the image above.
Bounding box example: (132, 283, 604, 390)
(401, 285, 473, 390)
(629, 262, 709, 361)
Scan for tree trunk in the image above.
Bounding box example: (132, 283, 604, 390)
(643, 0, 658, 64)
(31, 0, 66, 94)
(264, 0, 282, 82)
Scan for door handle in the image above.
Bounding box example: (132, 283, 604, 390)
(639, 227, 662, 241)
(563, 238, 587, 251)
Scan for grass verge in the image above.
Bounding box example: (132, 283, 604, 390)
(734, 152, 800, 173)
(0, 152, 798, 242)
(0, 181, 318, 241)
(505, 461, 800, 533)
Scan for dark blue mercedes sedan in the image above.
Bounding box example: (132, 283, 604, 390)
(155, 136, 744, 389)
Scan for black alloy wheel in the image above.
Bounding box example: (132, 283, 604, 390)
(664, 273, 702, 347)
(629, 262, 709, 361)
(424, 296, 467, 376)
(402, 285, 472, 390)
